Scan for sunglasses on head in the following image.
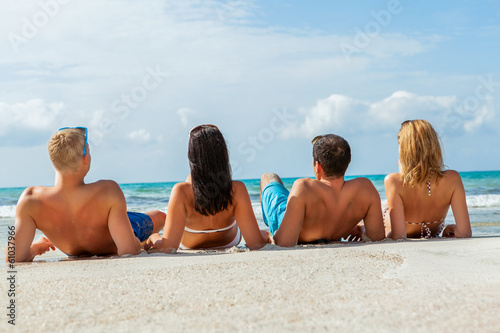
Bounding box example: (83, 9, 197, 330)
(58, 127, 88, 156)
(311, 135, 324, 145)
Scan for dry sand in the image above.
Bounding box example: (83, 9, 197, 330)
(2, 236, 499, 333)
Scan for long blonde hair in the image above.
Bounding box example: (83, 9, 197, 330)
(398, 119, 444, 186)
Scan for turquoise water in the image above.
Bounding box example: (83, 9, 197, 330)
(1, 171, 499, 247)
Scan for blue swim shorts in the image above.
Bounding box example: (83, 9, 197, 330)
(261, 182, 290, 235)
(128, 212, 154, 242)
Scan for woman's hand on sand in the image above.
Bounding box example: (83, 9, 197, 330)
(143, 237, 154, 251)
(144, 233, 177, 253)
(261, 230, 274, 245)
(144, 233, 162, 250)
(442, 225, 457, 237)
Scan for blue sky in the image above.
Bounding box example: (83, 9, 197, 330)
(0, 0, 499, 187)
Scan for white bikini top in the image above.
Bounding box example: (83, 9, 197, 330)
(184, 220, 237, 234)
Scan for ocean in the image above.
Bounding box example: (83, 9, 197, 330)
(1, 171, 499, 252)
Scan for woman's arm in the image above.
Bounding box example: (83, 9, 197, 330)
(448, 171, 472, 238)
(384, 173, 407, 240)
(233, 181, 269, 250)
(153, 183, 188, 253)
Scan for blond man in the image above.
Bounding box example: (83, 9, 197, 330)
(8, 127, 165, 262)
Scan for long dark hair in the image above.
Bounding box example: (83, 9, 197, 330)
(188, 125, 233, 216)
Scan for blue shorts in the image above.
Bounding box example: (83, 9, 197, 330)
(128, 212, 154, 242)
(261, 182, 290, 235)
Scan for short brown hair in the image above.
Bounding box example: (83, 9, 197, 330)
(312, 134, 351, 178)
(398, 119, 445, 186)
(48, 128, 86, 172)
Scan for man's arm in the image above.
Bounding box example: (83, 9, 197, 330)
(274, 180, 306, 247)
(106, 182, 141, 256)
(8, 189, 54, 263)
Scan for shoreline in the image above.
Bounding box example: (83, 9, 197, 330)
(3, 236, 499, 332)
(2, 169, 499, 189)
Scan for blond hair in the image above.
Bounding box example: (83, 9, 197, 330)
(48, 128, 86, 172)
(398, 119, 444, 186)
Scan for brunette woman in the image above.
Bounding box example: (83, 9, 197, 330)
(147, 125, 270, 252)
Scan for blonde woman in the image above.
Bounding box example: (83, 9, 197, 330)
(384, 120, 472, 240)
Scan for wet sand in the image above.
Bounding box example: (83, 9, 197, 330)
(2, 236, 499, 332)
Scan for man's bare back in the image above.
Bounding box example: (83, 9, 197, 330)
(261, 174, 385, 247)
(260, 134, 385, 247)
(9, 127, 165, 262)
(17, 180, 136, 257)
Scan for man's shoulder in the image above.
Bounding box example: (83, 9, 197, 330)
(20, 185, 41, 197)
(84, 180, 126, 205)
(345, 176, 376, 189)
(291, 177, 317, 192)
(293, 177, 315, 187)
(91, 179, 120, 187)
(18, 185, 50, 203)
(87, 180, 123, 193)
(16, 186, 52, 217)
(289, 178, 328, 200)
(343, 177, 379, 202)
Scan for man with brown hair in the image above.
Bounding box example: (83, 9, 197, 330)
(260, 134, 385, 247)
(8, 127, 165, 262)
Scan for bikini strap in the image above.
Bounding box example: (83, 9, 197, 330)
(184, 220, 237, 234)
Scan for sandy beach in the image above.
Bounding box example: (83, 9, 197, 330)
(2, 236, 500, 333)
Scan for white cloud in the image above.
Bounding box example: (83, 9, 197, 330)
(0, 0, 497, 186)
(0, 0, 434, 83)
(0, 99, 64, 135)
(281, 91, 494, 139)
(463, 96, 496, 132)
(177, 108, 197, 127)
(128, 129, 152, 144)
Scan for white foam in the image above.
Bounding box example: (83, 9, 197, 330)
(466, 194, 500, 208)
(0, 205, 16, 218)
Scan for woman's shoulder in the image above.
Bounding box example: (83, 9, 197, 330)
(442, 169, 460, 177)
(171, 182, 193, 198)
(231, 180, 248, 193)
(384, 172, 402, 186)
(440, 170, 462, 184)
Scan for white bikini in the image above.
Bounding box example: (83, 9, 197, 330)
(179, 220, 242, 250)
